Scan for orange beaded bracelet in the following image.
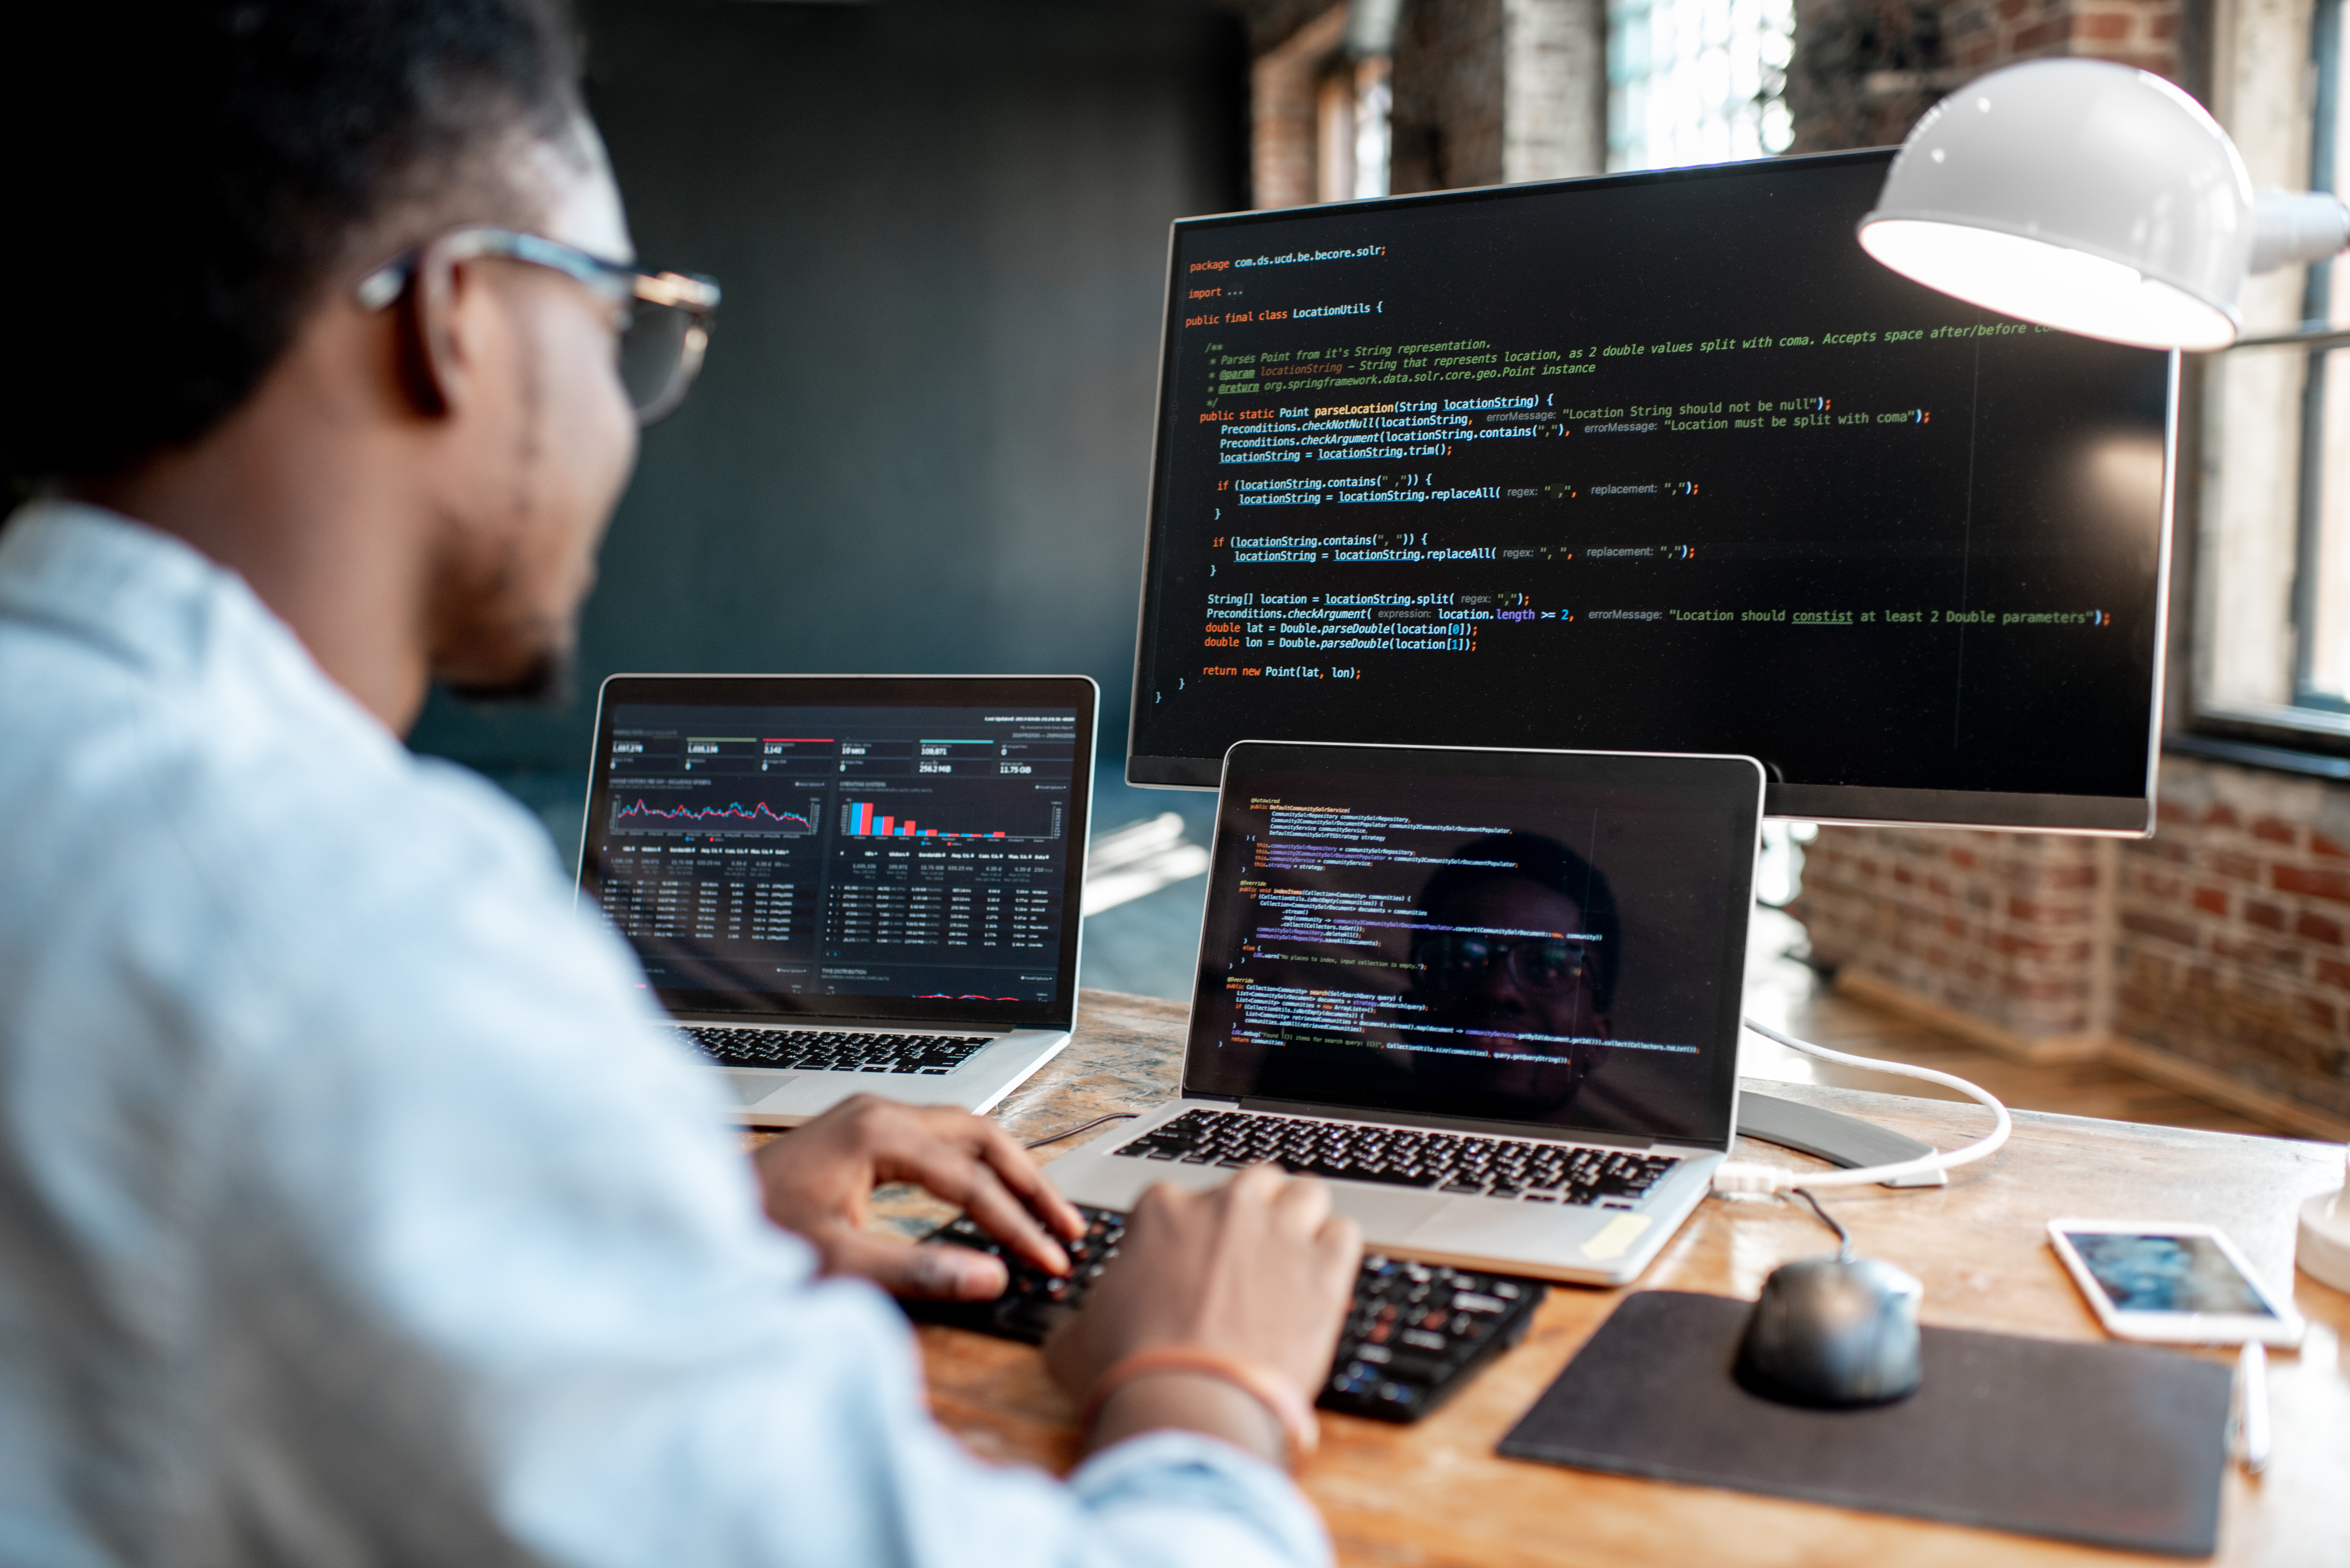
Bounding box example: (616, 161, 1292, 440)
(1081, 1346, 1321, 1466)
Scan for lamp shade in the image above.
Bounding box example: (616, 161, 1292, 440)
(1857, 60, 2254, 350)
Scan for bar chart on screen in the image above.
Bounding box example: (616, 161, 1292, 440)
(839, 797, 1065, 842)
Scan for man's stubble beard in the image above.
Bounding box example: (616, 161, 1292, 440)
(440, 296, 597, 712)
(441, 635, 577, 708)
(430, 542, 588, 710)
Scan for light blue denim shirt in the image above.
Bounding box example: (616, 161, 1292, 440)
(0, 501, 1329, 1568)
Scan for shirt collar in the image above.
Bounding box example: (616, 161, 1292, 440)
(0, 498, 302, 682)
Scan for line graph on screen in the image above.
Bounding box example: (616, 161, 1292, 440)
(609, 795, 820, 834)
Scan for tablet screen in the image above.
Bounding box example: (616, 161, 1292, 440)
(2065, 1231, 2275, 1317)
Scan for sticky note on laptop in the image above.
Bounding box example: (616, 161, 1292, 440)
(1582, 1215, 1652, 1262)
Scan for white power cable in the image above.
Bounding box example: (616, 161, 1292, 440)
(1712, 1016, 2013, 1194)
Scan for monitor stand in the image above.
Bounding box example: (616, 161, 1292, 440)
(1735, 1090, 1946, 1187)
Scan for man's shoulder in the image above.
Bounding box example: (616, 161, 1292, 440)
(5, 625, 546, 899)
(0, 550, 591, 1031)
(0, 503, 684, 1135)
(0, 605, 688, 1154)
(0, 505, 557, 920)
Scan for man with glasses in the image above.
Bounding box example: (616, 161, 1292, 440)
(0, 3, 1355, 1564)
(1407, 834, 1621, 1112)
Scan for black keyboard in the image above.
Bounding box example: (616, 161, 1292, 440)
(906, 1205, 1546, 1422)
(1111, 1108, 1679, 1205)
(678, 1026, 989, 1074)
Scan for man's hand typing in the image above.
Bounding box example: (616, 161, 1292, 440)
(1044, 1167, 1361, 1467)
(753, 1094, 1085, 1301)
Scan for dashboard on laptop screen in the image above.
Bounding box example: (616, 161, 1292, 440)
(1186, 745, 1757, 1146)
(581, 677, 1094, 1026)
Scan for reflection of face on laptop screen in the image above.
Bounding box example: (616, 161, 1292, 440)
(584, 699, 1083, 1019)
(1190, 763, 1749, 1143)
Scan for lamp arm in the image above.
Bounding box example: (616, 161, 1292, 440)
(2229, 322, 2350, 351)
(2251, 188, 2350, 274)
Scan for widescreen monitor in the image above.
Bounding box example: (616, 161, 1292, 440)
(1126, 149, 2175, 833)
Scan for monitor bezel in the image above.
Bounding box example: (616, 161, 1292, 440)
(1122, 149, 2175, 837)
(583, 672, 1097, 1029)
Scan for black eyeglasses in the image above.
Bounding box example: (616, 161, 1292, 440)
(355, 226, 721, 425)
(1415, 934, 1594, 994)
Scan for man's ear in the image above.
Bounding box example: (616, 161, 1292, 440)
(392, 237, 476, 420)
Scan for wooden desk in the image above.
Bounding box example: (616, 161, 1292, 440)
(910, 991, 2350, 1567)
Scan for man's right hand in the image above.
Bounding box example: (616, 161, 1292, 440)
(1043, 1166, 1361, 1465)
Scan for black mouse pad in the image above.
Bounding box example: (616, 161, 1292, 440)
(1498, 1290, 2231, 1557)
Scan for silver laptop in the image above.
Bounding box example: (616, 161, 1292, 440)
(1050, 740, 1761, 1285)
(578, 674, 1097, 1127)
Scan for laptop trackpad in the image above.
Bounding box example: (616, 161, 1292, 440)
(722, 1071, 799, 1107)
(1322, 1185, 1447, 1248)
(1407, 1195, 1604, 1258)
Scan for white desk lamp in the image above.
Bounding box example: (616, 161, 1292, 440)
(1855, 57, 2350, 1292)
(1857, 58, 2350, 352)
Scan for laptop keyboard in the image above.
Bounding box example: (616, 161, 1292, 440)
(1111, 1108, 1680, 1205)
(906, 1205, 1546, 1421)
(677, 1026, 990, 1074)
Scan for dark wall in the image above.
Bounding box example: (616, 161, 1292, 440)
(409, 0, 1247, 773)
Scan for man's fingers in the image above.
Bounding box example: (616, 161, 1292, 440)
(1268, 1170, 1334, 1233)
(823, 1228, 1011, 1302)
(1316, 1212, 1365, 1282)
(903, 1241, 1011, 1302)
(1222, 1162, 1289, 1209)
(967, 1119, 1087, 1242)
(953, 1166, 1073, 1276)
(1131, 1179, 1185, 1224)
(884, 1136, 1071, 1275)
(868, 1105, 1087, 1249)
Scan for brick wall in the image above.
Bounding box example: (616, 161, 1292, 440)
(1942, 0, 2180, 74)
(1796, 753, 2350, 1136)
(1789, 0, 2181, 151)
(2116, 755, 2350, 1125)
(1391, 0, 1507, 190)
(1794, 828, 2111, 1052)
(1498, 0, 1607, 181)
(1251, 0, 1586, 202)
(1787, 0, 1957, 152)
(1252, 3, 1351, 209)
(1386, 0, 1610, 190)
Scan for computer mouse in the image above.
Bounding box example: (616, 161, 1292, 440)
(1734, 1256, 1924, 1408)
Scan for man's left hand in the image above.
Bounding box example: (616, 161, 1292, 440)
(752, 1095, 1085, 1301)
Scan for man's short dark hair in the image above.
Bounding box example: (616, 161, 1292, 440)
(3, 0, 583, 487)
(1418, 833, 1623, 1012)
